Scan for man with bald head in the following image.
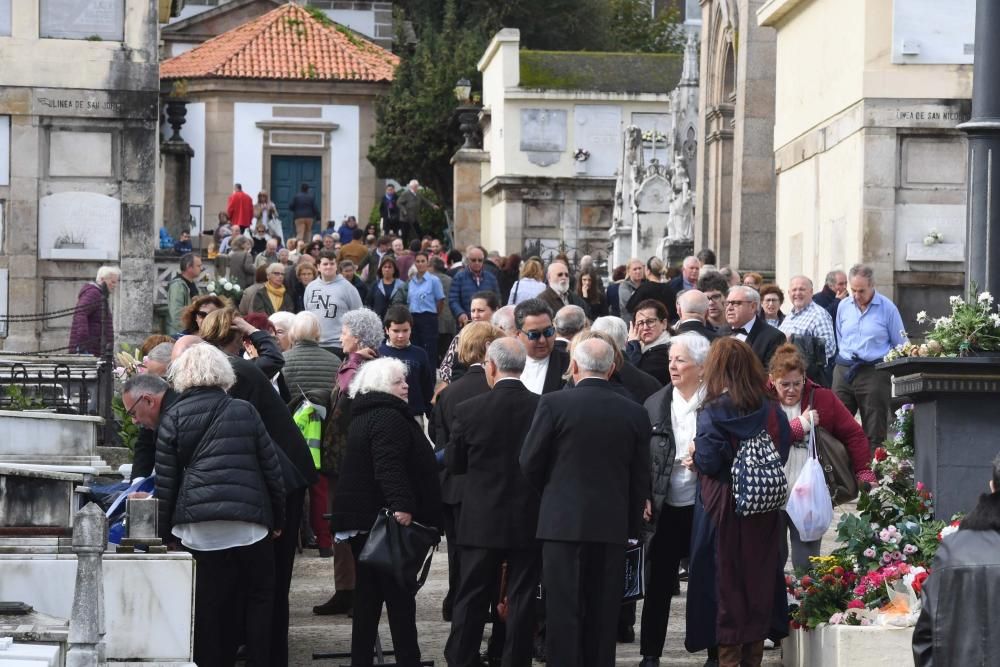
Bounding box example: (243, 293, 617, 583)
(444, 337, 541, 666)
(520, 337, 651, 667)
(171, 334, 203, 361)
(779, 275, 837, 383)
(674, 289, 718, 341)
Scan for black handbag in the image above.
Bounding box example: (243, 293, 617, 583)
(814, 426, 859, 504)
(358, 508, 441, 593)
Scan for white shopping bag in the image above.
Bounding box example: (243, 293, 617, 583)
(785, 428, 833, 542)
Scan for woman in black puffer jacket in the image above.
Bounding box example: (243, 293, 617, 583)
(154, 343, 285, 667)
(331, 357, 442, 667)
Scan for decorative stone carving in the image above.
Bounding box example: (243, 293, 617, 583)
(611, 36, 699, 266)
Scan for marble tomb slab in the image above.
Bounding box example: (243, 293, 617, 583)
(0, 553, 195, 662)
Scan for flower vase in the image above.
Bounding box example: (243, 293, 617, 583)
(574, 161, 587, 175)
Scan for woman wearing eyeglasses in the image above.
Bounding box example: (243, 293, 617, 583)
(250, 263, 295, 316)
(767, 344, 874, 571)
(625, 299, 673, 385)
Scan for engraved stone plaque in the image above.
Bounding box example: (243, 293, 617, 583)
(521, 109, 566, 166)
(575, 105, 622, 177)
(40, 0, 124, 41)
(39, 192, 121, 261)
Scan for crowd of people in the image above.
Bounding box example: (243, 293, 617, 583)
(78, 209, 934, 667)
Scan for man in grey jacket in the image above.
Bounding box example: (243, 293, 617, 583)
(302, 250, 363, 358)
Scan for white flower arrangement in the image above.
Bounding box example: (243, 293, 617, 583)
(923, 229, 944, 246)
(573, 148, 591, 162)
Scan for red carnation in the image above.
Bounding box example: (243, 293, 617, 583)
(874, 447, 888, 462)
(847, 599, 864, 609)
(912, 571, 929, 595)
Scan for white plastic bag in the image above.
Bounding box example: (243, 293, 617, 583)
(785, 428, 833, 542)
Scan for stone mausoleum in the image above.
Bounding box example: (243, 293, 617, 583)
(0, 0, 161, 352)
(463, 29, 682, 270)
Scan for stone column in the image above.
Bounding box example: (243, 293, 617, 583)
(451, 148, 488, 250)
(65, 503, 107, 667)
(961, 0, 1000, 296)
(161, 98, 194, 242)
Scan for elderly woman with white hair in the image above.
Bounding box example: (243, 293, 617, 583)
(282, 311, 341, 559)
(330, 357, 442, 667)
(69, 265, 120, 356)
(313, 307, 386, 617)
(268, 311, 296, 352)
(154, 343, 285, 667)
(638, 332, 711, 667)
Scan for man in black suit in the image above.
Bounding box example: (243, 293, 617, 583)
(444, 337, 541, 667)
(537, 261, 591, 319)
(591, 316, 663, 404)
(514, 299, 569, 395)
(725, 284, 786, 366)
(430, 329, 495, 622)
(520, 338, 652, 667)
(674, 289, 719, 342)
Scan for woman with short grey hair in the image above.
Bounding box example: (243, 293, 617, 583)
(638, 332, 711, 666)
(312, 306, 387, 616)
(283, 310, 341, 559)
(156, 342, 285, 666)
(332, 355, 441, 666)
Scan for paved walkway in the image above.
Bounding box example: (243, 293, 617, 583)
(288, 505, 849, 666)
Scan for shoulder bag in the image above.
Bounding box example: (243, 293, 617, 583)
(814, 426, 859, 504)
(358, 508, 440, 593)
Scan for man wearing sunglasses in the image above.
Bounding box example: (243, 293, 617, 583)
(514, 298, 569, 395)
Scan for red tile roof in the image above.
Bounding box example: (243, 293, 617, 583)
(160, 3, 397, 83)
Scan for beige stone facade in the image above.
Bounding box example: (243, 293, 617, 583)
(759, 0, 973, 320)
(696, 0, 777, 274)
(0, 0, 159, 352)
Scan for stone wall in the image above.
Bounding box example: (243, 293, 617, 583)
(0, 0, 160, 353)
(483, 176, 615, 267)
(695, 0, 776, 274)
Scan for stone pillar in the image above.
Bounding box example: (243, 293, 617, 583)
(65, 503, 107, 667)
(960, 0, 1000, 297)
(451, 148, 488, 250)
(161, 99, 194, 242)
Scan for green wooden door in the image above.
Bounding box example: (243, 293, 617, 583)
(271, 155, 323, 240)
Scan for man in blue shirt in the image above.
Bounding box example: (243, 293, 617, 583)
(833, 264, 908, 451)
(379, 304, 435, 422)
(449, 246, 500, 326)
(407, 251, 446, 366)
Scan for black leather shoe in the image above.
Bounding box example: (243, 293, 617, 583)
(639, 657, 660, 667)
(703, 659, 719, 667)
(617, 626, 635, 643)
(312, 590, 353, 615)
